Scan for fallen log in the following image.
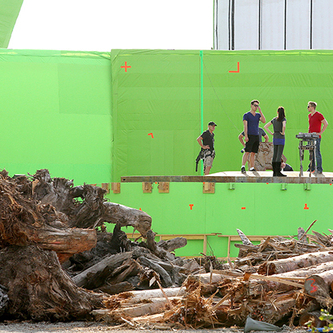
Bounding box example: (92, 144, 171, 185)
(247, 262, 333, 295)
(258, 251, 333, 275)
(304, 274, 331, 301)
(304, 269, 333, 306)
(257, 292, 297, 324)
(93, 296, 181, 321)
(113, 287, 186, 305)
(72, 251, 133, 289)
(30, 226, 97, 263)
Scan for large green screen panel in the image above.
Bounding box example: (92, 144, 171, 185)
(0, 50, 112, 184)
(202, 50, 333, 174)
(111, 50, 202, 181)
(111, 50, 333, 181)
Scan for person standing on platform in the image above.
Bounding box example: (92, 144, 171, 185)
(264, 106, 287, 177)
(239, 127, 269, 153)
(307, 101, 328, 174)
(241, 100, 266, 173)
(239, 127, 268, 169)
(197, 121, 217, 175)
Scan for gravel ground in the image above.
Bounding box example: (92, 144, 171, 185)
(0, 322, 310, 333)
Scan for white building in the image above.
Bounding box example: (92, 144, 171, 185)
(214, 0, 333, 50)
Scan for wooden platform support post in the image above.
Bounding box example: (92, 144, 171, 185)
(111, 182, 121, 194)
(203, 182, 215, 194)
(142, 182, 152, 193)
(158, 182, 169, 193)
(101, 183, 110, 194)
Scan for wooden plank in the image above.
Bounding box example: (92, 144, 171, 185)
(121, 172, 333, 184)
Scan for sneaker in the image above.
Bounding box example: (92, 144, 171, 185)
(250, 168, 256, 172)
(241, 166, 246, 173)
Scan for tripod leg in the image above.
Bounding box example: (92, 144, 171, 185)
(299, 143, 303, 177)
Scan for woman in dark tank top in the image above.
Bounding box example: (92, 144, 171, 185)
(264, 106, 287, 177)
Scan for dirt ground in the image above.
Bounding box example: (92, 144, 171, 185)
(0, 321, 309, 333)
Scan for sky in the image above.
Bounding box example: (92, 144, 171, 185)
(8, 0, 214, 52)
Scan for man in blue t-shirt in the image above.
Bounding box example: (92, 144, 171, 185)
(241, 100, 266, 173)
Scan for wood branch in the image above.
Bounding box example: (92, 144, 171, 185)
(72, 251, 133, 289)
(236, 229, 253, 245)
(298, 227, 307, 243)
(258, 251, 333, 275)
(31, 169, 153, 236)
(299, 220, 317, 241)
(101, 202, 152, 237)
(146, 230, 175, 261)
(131, 312, 165, 324)
(138, 256, 173, 287)
(157, 237, 187, 252)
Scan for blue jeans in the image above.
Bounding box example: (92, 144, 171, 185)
(308, 138, 322, 172)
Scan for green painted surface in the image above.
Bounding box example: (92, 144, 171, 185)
(111, 49, 333, 182)
(106, 182, 333, 258)
(0, 49, 112, 185)
(0, 0, 23, 48)
(1, 48, 333, 259)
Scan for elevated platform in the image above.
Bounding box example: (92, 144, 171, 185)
(108, 171, 333, 258)
(121, 171, 333, 184)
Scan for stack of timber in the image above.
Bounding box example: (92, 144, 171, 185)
(91, 226, 333, 330)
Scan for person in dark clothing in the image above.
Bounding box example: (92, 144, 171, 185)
(241, 100, 266, 173)
(264, 106, 287, 177)
(196, 121, 217, 175)
(239, 127, 269, 153)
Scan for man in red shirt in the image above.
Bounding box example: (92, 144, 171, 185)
(307, 101, 328, 174)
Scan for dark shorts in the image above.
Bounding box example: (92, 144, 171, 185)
(245, 135, 259, 153)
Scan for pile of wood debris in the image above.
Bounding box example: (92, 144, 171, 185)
(89, 226, 333, 329)
(1, 169, 333, 330)
(0, 169, 214, 322)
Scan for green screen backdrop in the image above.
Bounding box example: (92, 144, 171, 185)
(0, 49, 112, 184)
(111, 49, 333, 181)
(1, 49, 333, 185)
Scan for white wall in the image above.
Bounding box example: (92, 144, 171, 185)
(215, 0, 333, 50)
